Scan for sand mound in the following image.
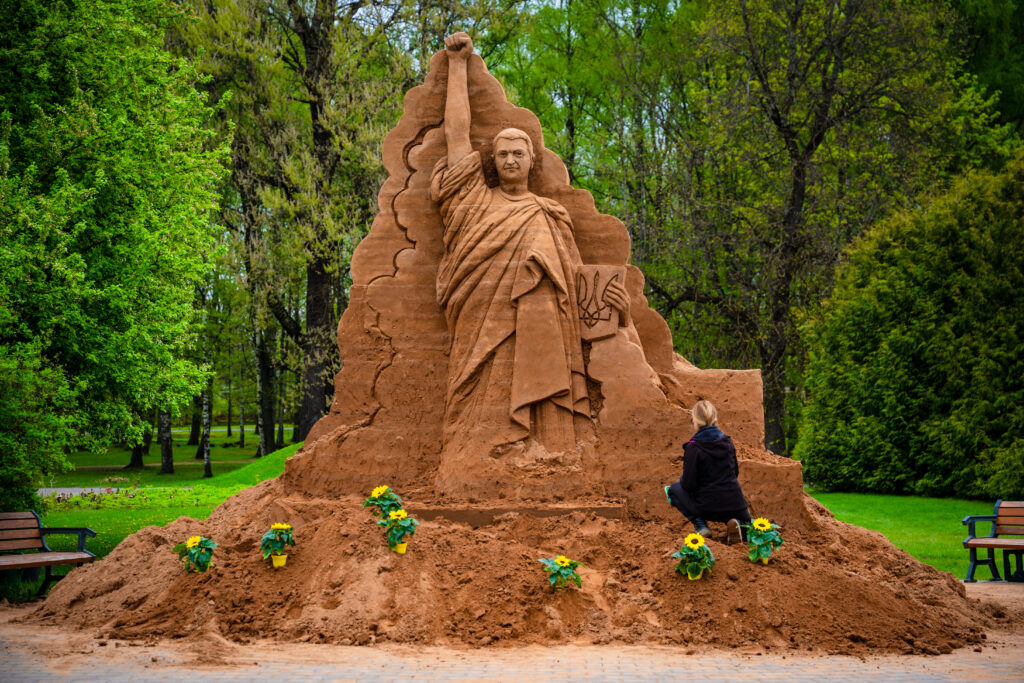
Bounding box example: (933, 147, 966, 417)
(27, 472, 1003, 655)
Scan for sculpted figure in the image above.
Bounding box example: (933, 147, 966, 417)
(432, 33, 628, 457)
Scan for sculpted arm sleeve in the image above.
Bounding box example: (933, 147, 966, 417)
(443, 33, 473, 166)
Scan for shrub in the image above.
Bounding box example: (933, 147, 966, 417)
(796, 153, 1024, 498)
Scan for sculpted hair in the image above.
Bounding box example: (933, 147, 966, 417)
(493, 127, 535, 163)
(692, 399, 718, 428)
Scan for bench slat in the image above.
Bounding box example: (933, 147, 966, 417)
(997, 501, 1024, 509)
(0, 519, 42, 531)
(995, 526, 1024, 535)
(0, 528, 41, 541)
(0, 512, 38, 520)
(0, 539, 45, 551)
(966, 538, 1024, 549)
(0, 552, 94, 570)
(996, 518, 1024, 526)
(995, 511, 1024, 524)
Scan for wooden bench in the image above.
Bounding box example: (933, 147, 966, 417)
(962, 500, 1024, 582)
(0, 511, 96, 594)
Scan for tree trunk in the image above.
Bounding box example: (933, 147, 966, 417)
(238, 379, 246, 450)
(187, 394, 202, 446)
(195, 386, 209, 460)
(158, 409, 174, 475)
(226, 373, 233, 438)
(125, 443, 145, 469)
(125, 425, 151, 469)
(276, 392, 285, 449)
(256, 329, 276, 458)
(763, 358, 788, 455)
(296, 259, 333, 440)
(200, 384, 213, 478)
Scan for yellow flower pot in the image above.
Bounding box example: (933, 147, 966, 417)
(688, 569, 703, 581)
(392, 543, 407, 554)
(271, 554, 288, 568)
(760, 557, 769, 565)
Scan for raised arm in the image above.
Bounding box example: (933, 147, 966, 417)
(444, 32, 474, 166)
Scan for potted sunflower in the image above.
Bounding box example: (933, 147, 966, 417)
(671, 532, 715, 580)
(260, 522, 296, 567)
(744, 517, 784, 564)
(174, 535, 218, 573)
(378, 508, 419, 553)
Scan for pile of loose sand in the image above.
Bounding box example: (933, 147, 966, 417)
(28, 471, 1007, 656)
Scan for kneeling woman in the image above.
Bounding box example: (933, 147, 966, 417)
(666, 400, 751, 541)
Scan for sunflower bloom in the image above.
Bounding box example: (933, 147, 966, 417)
(389, 509, 408, 521)
(752, 518, 772, 532)
(371, 485, 390, 499)
(555, 555, 572, 567)
(186, 535, 201, 549)
(684, 533, 705, 550)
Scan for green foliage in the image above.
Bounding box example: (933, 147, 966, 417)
(0, 0, 226, 509)
(0, 343, 74, 511)
(175, 535, 218, 573)
(744, 518, 784, 564)
(670, 533, 715, 580)
(952, 0, 1024, 133)
(796, 153, 1024, 498)
(259, 524, 295, 559)
(538, 555, 583, 590)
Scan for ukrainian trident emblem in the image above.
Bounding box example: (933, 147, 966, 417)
(576, 265, 625, 341)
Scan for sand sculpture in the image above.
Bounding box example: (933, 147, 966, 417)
(27, 34, 1007, 656)
(286, 32, 787, 512)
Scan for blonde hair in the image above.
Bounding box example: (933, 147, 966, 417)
(691, 399, 718, 428)
(493, 127, 535, 164)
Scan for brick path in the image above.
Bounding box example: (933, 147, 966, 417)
(3, 584, 1023, 681)
(3, 631, 1023, 681)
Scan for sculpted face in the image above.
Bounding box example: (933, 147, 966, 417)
(494, 137, 532, 184)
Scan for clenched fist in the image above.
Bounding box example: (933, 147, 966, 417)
(445, 32, 473, 62)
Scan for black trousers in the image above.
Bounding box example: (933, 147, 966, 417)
(668, 485, 750, 525)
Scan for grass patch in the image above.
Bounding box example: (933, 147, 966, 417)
(808, 490, 993, 578)
(45, 426, 298, 488)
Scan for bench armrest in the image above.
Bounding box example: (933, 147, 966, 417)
(962, 514, 997, 541)
(40, 527, 97, 553)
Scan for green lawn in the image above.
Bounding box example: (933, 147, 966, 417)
(47, 426, 295, 488)
(807, 490, 994, 578)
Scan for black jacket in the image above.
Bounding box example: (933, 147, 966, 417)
(677, 430, 748, 514)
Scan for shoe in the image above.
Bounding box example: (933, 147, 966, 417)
(727, 518, 741, 545)
(664, 485, 672, 504)
(693, 518, 711, 537)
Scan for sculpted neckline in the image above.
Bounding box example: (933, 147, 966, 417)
(495, 187, 535, 202)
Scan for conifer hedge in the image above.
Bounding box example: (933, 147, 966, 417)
(795, 153, 1024, 498)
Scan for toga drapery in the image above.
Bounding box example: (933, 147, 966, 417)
(431, 151, 589, 454)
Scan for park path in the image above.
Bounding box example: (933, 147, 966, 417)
(1, 628, 1021, 681)
(2, 583, 1024, 682)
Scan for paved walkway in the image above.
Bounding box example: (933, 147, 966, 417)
(2, 634, 1023, 681)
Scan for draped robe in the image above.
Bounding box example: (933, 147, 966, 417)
(431, 151, 589, 454)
